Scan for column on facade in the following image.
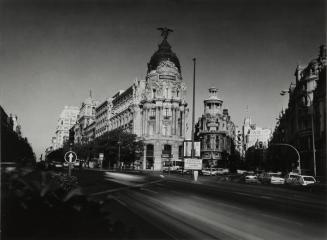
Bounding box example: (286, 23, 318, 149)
(142, 105, 146, 136)
(181, 106, 185, 137)
(156, 104, 160, 135)
(171, 105, 175, 135)
(176, 107, 180, 136)
(142, 144, 147, 170)
(160, 104, 164, 136)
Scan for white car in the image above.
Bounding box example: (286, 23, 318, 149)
(201, 168, 218, 176)
(260, 172, 285, 184)
(270, 174, 285, 184)
(244, 175, 260, 184)
(297, 175, 316, 186)
(217, 168, 229, 175)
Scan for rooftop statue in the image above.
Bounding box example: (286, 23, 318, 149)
(157, 27, 173, 40)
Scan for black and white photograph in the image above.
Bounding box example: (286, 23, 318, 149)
(1, 0, 326, 239)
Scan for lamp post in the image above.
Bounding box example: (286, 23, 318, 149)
(281, 90, 316, 176)
(271, 143, 301, 174)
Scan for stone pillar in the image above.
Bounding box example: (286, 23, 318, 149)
(142, 144, 147, 170)
(156, 105, 160, 135)
(176, 108, 180, 136)
(171, 106, 175, 135)
(181, 107, 185, 137)
(154, 142, 162, 170)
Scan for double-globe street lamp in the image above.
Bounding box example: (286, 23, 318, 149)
(280, 90, 316, 176)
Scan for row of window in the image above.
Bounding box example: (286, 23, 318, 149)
(152, 88, 180, 99)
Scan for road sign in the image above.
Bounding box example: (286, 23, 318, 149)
(64, 151, 77, 163)
(184, 158, 202, 170)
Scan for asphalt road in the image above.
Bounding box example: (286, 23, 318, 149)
(74, 170, 327, 240)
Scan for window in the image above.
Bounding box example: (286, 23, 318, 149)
(164, 108, 171, 120)
(178, 145, 183, 158)
(165, 87, 169, 98)
(163, 144, 172, 155)
(149, 109, 156, 120)
(216, 136, 219, 149)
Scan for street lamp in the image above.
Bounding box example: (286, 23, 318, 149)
(271, 143, 301, 174)
(280, 90, 316, 176)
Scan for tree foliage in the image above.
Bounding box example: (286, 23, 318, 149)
(47, 129, 144, 168)
(1, 125, 35, 165)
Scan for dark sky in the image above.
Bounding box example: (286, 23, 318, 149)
(0, 0, 325, 157)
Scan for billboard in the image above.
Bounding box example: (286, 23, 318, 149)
(184, 158, 202, 170)
(183, 141, 201, 158)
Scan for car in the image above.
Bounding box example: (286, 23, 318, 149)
(177, 169, 191, 175)
(217, 168, 229, 175)
(259, 172, 285, 184)
(244, 175, 260, 184)
(284, 172, 300, 184)
(52, 161, 63, 169)
(201, 168, 218, 176)
(297, 175, 316, 186)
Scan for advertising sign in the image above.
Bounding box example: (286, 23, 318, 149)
(184, 158, 202, 170)
(183, 141, 201, 158)
(99, 153, 104, 161)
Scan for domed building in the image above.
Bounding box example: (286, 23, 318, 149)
(102, 28, 188, 170)
(195, 87, 236, 168)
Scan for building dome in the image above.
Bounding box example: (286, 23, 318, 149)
(147, 39, 181, 74)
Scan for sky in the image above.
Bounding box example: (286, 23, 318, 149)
(0, 0, 325, 158)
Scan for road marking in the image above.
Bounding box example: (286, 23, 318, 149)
(89, 179, 164, 196)
(260, 196, 272, 199)
(235, 192, 253, 197)
(140, 188, 158, 194)
(260, 213, 303, 226)
(107, 195, 128, 207)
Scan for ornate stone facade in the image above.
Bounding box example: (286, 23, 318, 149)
(54, 106, 79, 149)
(105, 31, 188, 170)
(195, 87, 235, 168)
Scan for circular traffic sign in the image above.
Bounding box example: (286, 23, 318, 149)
(64, 151, 77, 163)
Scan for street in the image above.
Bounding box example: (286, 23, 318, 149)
(73, 169, 327, 240)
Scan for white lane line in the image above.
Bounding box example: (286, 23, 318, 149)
(140, 188, 158, 194)
(107, 195, 128, 207)
(89, 179, 164, 196)
(235, 192, 253, 197)
(260, 196, 272, 199)
(260, 213, 303, 226)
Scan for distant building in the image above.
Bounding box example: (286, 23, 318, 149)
(243, 117, 271, 151)
(54, 106, 79, 149)
(95, 98, 113, 138)
(74, 93, 98, 144)
(195, 87, 236, 168)
(84, 120, 96, 143)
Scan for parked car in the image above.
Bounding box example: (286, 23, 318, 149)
(51, 161, 63, 169)
(297, 175, 317, 186)
(244, 175, 260, 184)
(259, 172, 285, 184)
(217, 168, 229, 175)
(177, 169, 191, 175)
(201, 168, 218, 176)
(284, 172, 301, 184)
(73, 160, 80, 167)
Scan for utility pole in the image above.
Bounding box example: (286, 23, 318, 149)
(191, 58, 196, 158)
